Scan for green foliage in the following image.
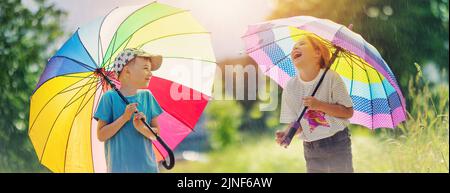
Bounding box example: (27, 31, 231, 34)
(205, 100, 243, 150)
(0, 0, 65, 172)
(364, 68, 449, 172)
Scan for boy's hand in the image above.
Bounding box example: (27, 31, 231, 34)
(303, 96, 323, 111)
(123, 103, 138, 121)
(133, 112, 158, 140)
(133, 112, 147, 132)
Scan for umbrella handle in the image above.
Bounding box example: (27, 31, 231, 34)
(98, 70, 175, 170)
(139, 116, 175, 170)
(156, 135, 175, 169)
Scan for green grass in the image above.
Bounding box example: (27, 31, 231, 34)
(165, 75, 449, 173)
(164, 126, 448, 173)
(166, 132, 307, 173)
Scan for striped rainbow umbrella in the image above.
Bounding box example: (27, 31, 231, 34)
(242, 16, 407, 130)
(28, 2, 216, 172)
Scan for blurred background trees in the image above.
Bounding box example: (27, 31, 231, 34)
(0, 0, 65, 172)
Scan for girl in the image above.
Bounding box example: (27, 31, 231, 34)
(276, 34, 354, 173)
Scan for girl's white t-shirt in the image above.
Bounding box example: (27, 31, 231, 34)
(279, 69, 353, 142)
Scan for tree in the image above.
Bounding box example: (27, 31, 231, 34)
(0, 0, 65, 172)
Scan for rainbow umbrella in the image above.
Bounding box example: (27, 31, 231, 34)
(28, 2, 216, 172)
(242, 16, 407, 131)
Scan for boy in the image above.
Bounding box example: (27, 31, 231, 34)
(94, 48, 164, 173)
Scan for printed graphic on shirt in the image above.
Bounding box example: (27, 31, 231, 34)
(304, 110, 330, 132)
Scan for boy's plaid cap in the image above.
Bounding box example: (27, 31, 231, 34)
(113, 48, 163, 76)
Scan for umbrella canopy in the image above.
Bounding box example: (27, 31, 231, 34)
(242, 16, 407, 130)
(28, 2, 216, 172)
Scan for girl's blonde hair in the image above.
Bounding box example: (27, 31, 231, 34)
(304, 34, 332, 69)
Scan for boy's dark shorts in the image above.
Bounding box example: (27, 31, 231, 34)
(303, 128, 354, 173)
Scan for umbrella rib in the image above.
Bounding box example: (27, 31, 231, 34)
(361, 45, 407, 119)
(349, 55, 354, 96)
(103, 35, 133, 70)
(333, 52, 342, 71)
(100, 2, 157, 66)
(245, 32, 333, 54)
(32, 72, 96, 96)
(103, 32, 118, 68)
(64, 78, 100, 109)
(242, 24, 292, 38)
(62, 77, 97, 113)
(360, 56, 374, 129)
(59, 78, 99, 95)
(375, 70, 395, 128)
(261, 38, 335, 74)
(29, 74, 97, 133)
(49, 56, 97, 72)
(341, 52, 372, 74)
(39, 76, 97, 163)
(263, 55, 289, 74)
(63, 80, 101, 172)
(342, 51, 378, 72)
(103, 32, 214, 71)
(60, 75, 97, 79)
(98, 7, 118, 67)
(158, 105, 197, 132)
(101, 9, 190, 67)
(242, 20, 327, 39)
(136, 32, 211, 48)
(342, 50, 392, 127)
(74, 79, 101, 116)
(241, 18, 327, 38)
(341, 52, 361, 73)
(76, 30, 99, 69)
(340, 52, 357, 100)
(246, 32, 309, 54)
(163, 56, 216, 64)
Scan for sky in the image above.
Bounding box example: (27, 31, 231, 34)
(41, 0, 276, 60)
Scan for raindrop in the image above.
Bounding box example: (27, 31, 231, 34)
(423, 62, 441, 83)
(366, 7, 380, 18)
(29, 64, 39, 73)
(383, 6, 394, 16)
(15, 121, 26, 131)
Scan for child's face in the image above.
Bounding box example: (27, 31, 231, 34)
(291, 36, 321, 70)
(121, 56, 153, 88)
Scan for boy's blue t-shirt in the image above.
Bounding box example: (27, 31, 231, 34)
(94, 89, 163, 173)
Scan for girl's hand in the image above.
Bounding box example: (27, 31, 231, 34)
(275, 130, 286, 145)
(122, 103, 138, 121)
(133, 112, 147, 132)
(303, 96, 323, 111)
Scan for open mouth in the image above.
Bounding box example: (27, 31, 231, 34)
(293, 52, 302, 60)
